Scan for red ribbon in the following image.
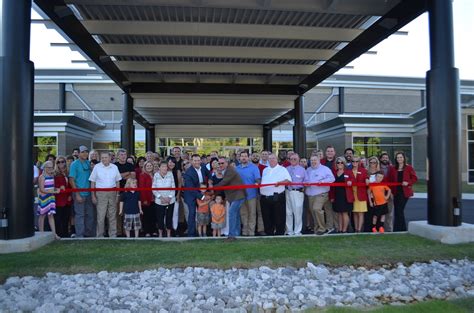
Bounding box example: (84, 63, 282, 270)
(61, 182, 401, 193)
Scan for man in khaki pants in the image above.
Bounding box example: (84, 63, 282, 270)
(235, 151, 261, 236)
(304, 155, 335, 235)
(90, 152, 122, 237)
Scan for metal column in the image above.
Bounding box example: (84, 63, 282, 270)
(59, 83, 66, 112)
(293, 96, 306, 157)
(263, 124, 272, 152)
(426, 0, 461, 226)
(0, 0, 35, 239)
(338, 87, 345, 114)
(146, 125, 156, 152)
(121, 92, 135, 155)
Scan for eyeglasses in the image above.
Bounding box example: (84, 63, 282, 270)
(352, 161, 360, 163)
(369, 161, 377, 164)
(218, 162, 225, 165)
(57, 161, 65, 164)
(336, 161, 344, 164)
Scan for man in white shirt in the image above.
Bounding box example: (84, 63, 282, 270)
(90, 152, 122, 237)
(260, 154, 292, 235)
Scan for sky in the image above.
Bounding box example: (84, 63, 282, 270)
(30, 0, 474, 80)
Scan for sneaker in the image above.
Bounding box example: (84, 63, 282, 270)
(379, 226, 385, 233)
(327, 228, 337, 235)
(316, 230, 326, 235)
(70, 233, 76, 238)
(372, 227, 378, 233)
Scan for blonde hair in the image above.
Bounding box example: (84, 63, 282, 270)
(54, 155, 68, 176)
(367, 156, 380, 173)
(124, 178, 138, 188)
(143, 161, 154, 174)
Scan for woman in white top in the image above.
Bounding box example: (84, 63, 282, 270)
(152, 161, 176, 237)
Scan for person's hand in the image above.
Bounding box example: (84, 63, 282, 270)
(402, 181, 409, 186)
(330, 199, 334, 203)
(140, 210, 144, 215)
(91, 195, 97, 205)
(60, 186, 66, 191)
(75, 194, 84, 203)
(119, 210, 123, 216)
(347, 181, 352, 186)
(143, 201, 149, 206)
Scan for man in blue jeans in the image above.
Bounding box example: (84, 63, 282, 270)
(213, 157, 246, 240)
(69, 145, 95, 237)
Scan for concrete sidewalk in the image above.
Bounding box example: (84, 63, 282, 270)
(413, 193, 474, 200)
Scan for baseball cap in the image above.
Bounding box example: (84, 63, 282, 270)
(79, 145, 89, 153)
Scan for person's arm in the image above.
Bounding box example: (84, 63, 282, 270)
(91, 181, 97, 204)
(368, 188, 374, 207)
(321, 168, 335, 183)
(119, 201, 124, 215)
(176, 169, 182, 199)
(69, 176, 83, 203)
(214, 169, 236, 187)
(38, 176, 47, 194)
(275, 168, 292, 187)
(385, 187, 392, 200)
(138, 200, 143, 215)
(152, 174, 161, 203)
(405, 166, 418, 186)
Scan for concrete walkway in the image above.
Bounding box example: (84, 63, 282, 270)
(413, 193, 474, 200)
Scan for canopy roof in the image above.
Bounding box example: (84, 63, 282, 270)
(34, 0, 427, 126)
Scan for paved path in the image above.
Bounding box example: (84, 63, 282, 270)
(406, 199, 474, 224)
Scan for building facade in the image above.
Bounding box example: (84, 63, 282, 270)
(33, 70, 474, 183)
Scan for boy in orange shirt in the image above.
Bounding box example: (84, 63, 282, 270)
(368, 171, 392, 233)
(210, 194, 226, 237)
(196, 184, 211, 237)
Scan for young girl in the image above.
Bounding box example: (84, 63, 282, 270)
(37, 161, 60, 239)
(196, 184, 211, 237)
(119, 178, 143, 238)
(210, 194, 226, 237)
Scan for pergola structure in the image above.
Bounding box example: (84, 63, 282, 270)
(0, 0, 462, 240)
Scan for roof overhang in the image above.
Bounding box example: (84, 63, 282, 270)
(34, 0, 427, 126)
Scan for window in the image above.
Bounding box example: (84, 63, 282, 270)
(353, 136, 412, 163)
(160, 137, 263, 156)
(33, 136, 57, 163)
(468, 116, 474, 183)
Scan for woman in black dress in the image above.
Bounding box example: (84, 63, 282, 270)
(329, 157, 355, 233)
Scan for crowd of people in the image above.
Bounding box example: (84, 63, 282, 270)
(33, 145, 418, 240)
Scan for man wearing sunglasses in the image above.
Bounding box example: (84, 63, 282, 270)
(214, 157, 246, 240)
(69, 145, 94, 238)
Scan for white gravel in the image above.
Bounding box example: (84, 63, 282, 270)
(1, 259, 473, 312)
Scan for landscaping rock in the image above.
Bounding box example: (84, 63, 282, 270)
(0, 260, 472, 311)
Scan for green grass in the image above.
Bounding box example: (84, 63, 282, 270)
(1, 234, 473, 282)
(307, 297, 474, 313)
(413, 179, 474, 193)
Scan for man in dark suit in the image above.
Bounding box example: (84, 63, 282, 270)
(213, 157, 246, 239)
(183, 154, 209, 237)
